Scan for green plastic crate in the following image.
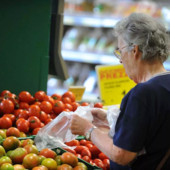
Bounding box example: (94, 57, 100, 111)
(54, 147, 102, 170)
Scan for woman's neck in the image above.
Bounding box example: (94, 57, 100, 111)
(134, 61, 167, 83)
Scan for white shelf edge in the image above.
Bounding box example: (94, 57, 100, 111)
(64, 14, 120, 28)
(61, 50, 120, 65)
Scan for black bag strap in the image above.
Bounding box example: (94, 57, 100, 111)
(156, 149, 170, 170)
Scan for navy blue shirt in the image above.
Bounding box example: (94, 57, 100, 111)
(111, 73, 170, 170)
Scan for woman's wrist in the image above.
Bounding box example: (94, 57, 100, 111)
(85, 126, 97, 140)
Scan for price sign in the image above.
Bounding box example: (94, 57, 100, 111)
(95, 65, 136, 106)
(68, 86, 85, 102)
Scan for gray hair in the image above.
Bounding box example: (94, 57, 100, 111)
(114, 13, 170, 63)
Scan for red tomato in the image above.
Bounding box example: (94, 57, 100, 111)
(93, 159, 105, 169)
(86, 143, 93, 149)
(61, 152, 78, 167)
(32, 127, 41, 135)
(80, 139, 93, 146)
(3, 114, 16, 124)
(18, 110, 29, 119)
(19, 102, 29, 110)
(81, 102, 89, 106)
(94, 102, 103, 108)
(81, 148, 91, 158)
(18, 91, 34, 103)
(34, 91, 46, 102)
(0, 116, 12, 129)
(23, 153, 40, 169)
(6, 127, 20, 137)
(53, 100, 65, 114)
(89, 145, 101, 159)
(21, 139, 34, 147)
(39, 101, 52, 114)
(10, 147, 28, 164)
(27, 116, 41, 129)
(50, 112, 56, 119)
(39, 111, 48, 123)
(44, 118, 52, 125)
(74, 146, 88, 154)
(57, 164, 72, 170)
(64, 103, 73, 111)
(3, 136, 20, 151)
(79, 139, 88, 146)
(98, 152, 109, 160)
(43, 95, 55, 106)
(0, 90, 12, 97)
(0, 99, 14, 114)
(62, 91, 76, 102)
(103, 159, 110, 170)
(14, 109, 24, 118)
(34, 101, 41, 106)
(82, 155, 91, 163)
(85, 140, 93, 145)
(16, 118, 26, 126)
(9, 94, 19, 107)
(51, 93, 61, 101)
(16, 119, 30, 133)
(65, 140, 80, 146)
(39, 148, 57, 159)
(62, 97, 72, 104)
(28, 104, 41, 118)
(71, 102, 80, 111)
(13, 164, 25, 170)
(24, 144, 39, 154)
(63, 108, 70, 112)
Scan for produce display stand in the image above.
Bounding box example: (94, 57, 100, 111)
(1, 135, 102, 169)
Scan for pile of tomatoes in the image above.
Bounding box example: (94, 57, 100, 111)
(0, 89, 106, 169)
(64, 139, 110, 169)
(0, 136, 89, 169)
(0, 89, 103, 136)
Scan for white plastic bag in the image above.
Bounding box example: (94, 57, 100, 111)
(34, 106, 93, 150)
(107, 105, 120, 137)
(34, 104, 120, 151)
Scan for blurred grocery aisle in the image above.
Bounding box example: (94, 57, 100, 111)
(47, 0, 170, 102)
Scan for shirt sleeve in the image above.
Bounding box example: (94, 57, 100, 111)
(113, 92, 150, 152)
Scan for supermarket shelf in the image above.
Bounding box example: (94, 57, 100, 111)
(62, 50, 170, 69)
(61, 50, 120, 65)
(64, 13, 120, 28)
(64, 13, 170, 30)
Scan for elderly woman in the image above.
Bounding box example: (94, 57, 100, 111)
(70, 13, 170, 170)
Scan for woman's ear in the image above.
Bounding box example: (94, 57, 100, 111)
(133, 45, 141, 59)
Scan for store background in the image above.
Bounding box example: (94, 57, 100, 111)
(47, 0, 170, 102)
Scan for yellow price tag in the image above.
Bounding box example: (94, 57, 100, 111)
(95, 64, 136, 106)
(68, 86, 86, 102)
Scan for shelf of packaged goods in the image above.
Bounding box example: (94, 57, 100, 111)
(61, 49, 120, 65)
(63, 13, 120, 28)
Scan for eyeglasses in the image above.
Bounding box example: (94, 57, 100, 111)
(114, 44, 133, 60)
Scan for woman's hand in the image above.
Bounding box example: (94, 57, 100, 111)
(91, 108, 109, 127)
(70, 114, 93, 136)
